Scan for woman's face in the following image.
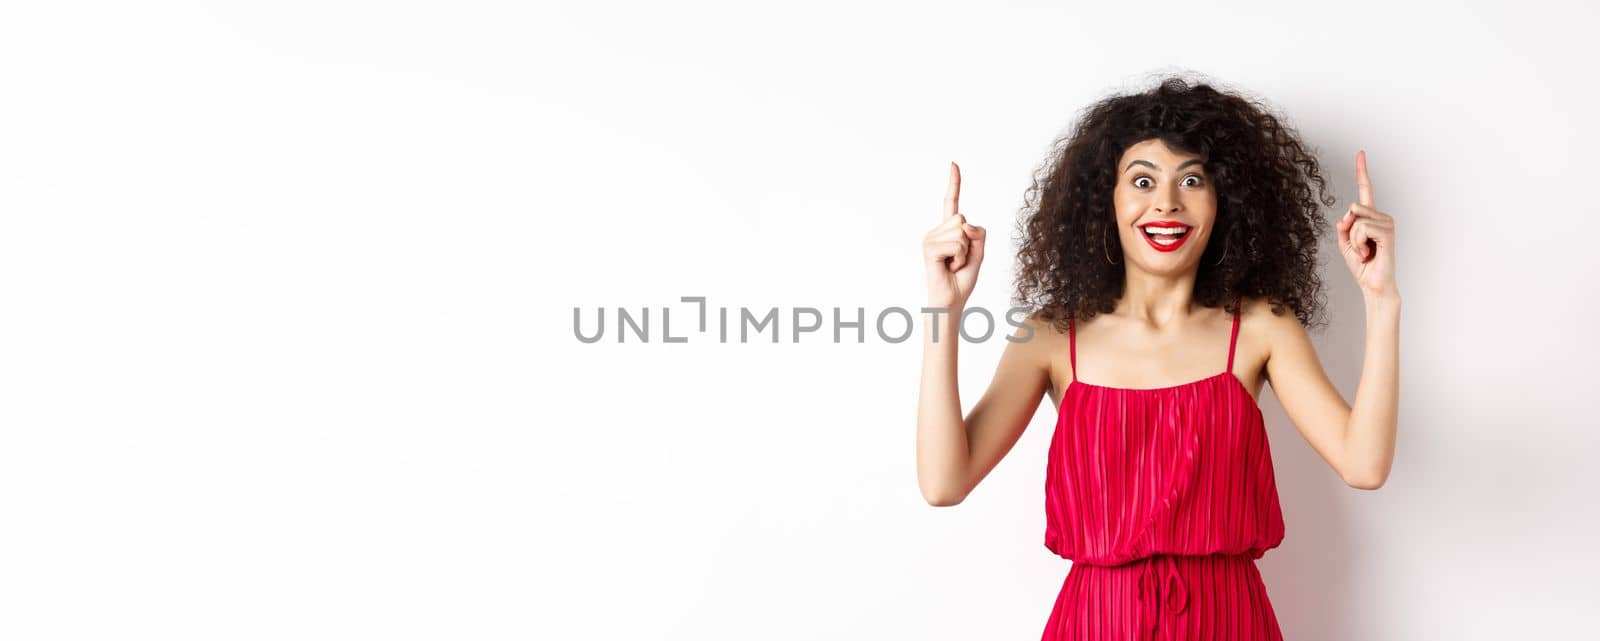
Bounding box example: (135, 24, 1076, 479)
(1111, 138, 1219, 273)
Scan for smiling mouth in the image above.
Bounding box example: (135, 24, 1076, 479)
(1140, 225, 1192, 245)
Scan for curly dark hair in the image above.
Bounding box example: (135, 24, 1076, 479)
(1013, 73, 1336, 333)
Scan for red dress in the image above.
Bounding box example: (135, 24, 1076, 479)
(1042, 298, 1286, 640)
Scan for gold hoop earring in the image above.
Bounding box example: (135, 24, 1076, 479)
(1103, 225, 1120, 265)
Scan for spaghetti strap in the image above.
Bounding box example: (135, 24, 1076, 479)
(1068, 316, 1077, 382)
(1225, 296, 1242, 375)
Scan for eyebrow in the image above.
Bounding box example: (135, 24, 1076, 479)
(1123, 159, 1205, 174)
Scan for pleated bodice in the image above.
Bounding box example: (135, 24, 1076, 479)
(1043, 371, 1285, 565)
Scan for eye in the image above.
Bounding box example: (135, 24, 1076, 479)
(1132, 174, 1205, 189)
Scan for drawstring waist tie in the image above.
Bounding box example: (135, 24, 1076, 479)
(1136, 554, 1189, 640)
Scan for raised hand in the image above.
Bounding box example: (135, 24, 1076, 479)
(923, 162, 987, 308)
(1337, 149, 1399, 300)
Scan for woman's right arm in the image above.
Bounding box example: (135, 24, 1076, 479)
(916, 163, 1052, 506)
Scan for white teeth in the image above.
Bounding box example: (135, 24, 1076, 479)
(1141, 226, 1189, 236)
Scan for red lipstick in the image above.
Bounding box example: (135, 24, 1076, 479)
(1138, 221, 1192, 253)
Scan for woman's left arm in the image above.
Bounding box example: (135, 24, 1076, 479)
(1264, 149, 1400, 490)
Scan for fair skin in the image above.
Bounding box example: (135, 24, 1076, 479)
(916, 139, 1400, 506)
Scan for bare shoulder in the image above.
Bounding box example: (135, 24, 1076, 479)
(1013, 309, 1069, 401)
(1241, 295, 1308, 384)
(1009, 309, 1063, 359)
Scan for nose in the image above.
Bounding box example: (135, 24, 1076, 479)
(1155, 184, 1183, 214)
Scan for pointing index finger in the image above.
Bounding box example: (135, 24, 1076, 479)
(1356, 149, 1374, 208)
(945, 162, 961, 219)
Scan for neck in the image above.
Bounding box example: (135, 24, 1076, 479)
(1116, 267, 1202, 327)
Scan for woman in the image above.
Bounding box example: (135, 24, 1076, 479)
(915, 76, 1401, 640)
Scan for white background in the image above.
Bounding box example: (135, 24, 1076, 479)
(2, 1, 1597, 639)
